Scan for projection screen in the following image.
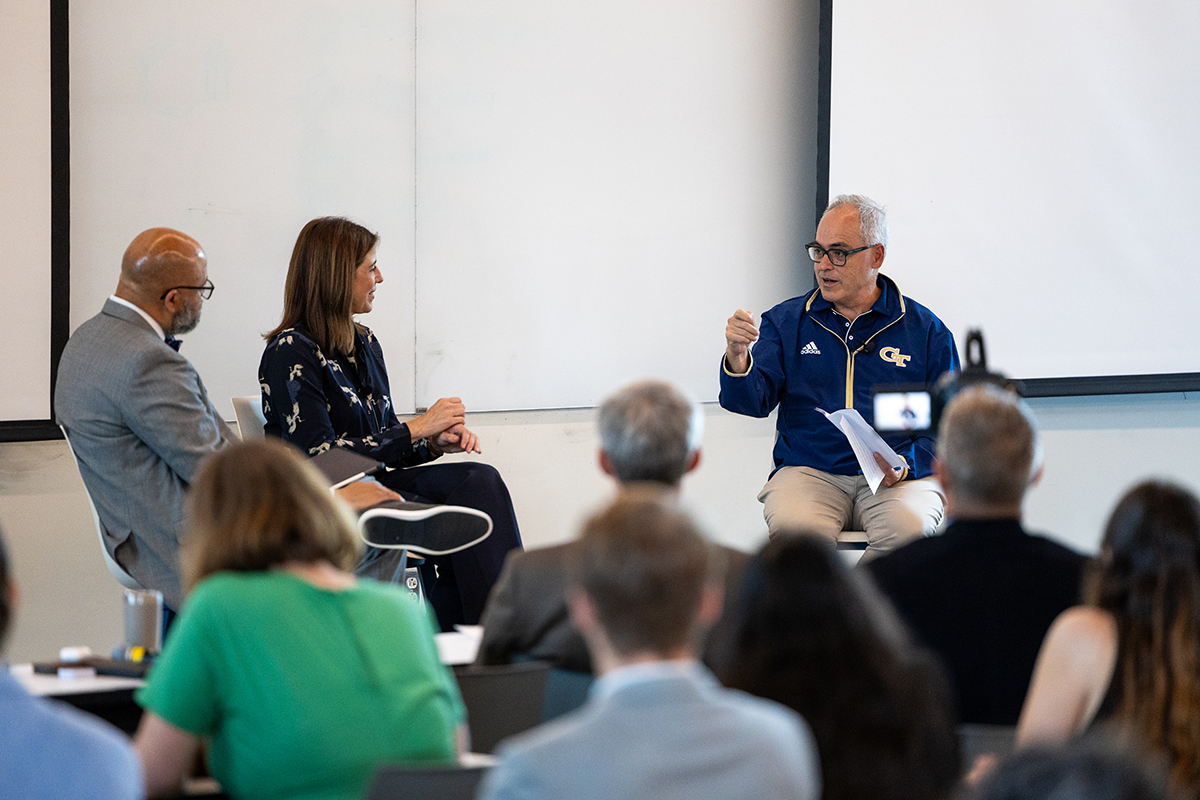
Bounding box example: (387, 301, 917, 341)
(826, 0, 1200, 394)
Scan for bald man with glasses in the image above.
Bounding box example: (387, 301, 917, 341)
(719, 195, 959, 558)
(56, 228, 403, 611)
(56, 228, 233, 610)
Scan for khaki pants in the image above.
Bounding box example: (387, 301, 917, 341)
(758, 466, 945, 560)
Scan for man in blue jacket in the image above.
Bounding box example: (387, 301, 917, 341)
(720, 194, 958, 557)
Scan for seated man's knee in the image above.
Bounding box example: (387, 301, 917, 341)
(764, 505, 844, 542)
(861, 482, 944, 545)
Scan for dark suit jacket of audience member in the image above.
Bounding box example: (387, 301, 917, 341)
(866, 518, 1087, 725)
(477, 542, 751, 673)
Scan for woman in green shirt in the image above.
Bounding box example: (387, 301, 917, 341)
(133, 438, 466, 800)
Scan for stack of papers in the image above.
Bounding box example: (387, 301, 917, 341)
(817, 408, 907, 494)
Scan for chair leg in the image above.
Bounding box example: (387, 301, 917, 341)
(387, 549, 426, 607)
(404, 564, 426, 607)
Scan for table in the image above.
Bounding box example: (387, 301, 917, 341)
(8, 627, 482, 735)
(10, 662, 145, 734)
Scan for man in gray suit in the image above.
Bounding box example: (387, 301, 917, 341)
(55, 228, 398, 610)
(56, 229, 233, 610)
(477, 380, 748, 672)
(477, 492, 820, 800)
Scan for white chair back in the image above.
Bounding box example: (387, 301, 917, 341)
(59, 426, 143, 591)
(231, 395, 267, 440)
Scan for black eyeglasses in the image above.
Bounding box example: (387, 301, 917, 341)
(160, 279, 214, 300)
(805, 243, 874, 267)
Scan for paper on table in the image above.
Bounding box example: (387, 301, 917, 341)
(435, 630, 481, 666)
(817, 408, 907, 495)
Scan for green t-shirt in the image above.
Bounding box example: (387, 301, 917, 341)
(137, 571, 464, 800)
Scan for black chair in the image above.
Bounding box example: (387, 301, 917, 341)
(453, 661, 551, 753)
(542, 667, 592, 722)
(365, 764, 489, 800)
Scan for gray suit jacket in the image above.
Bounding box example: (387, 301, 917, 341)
(55, 300, 235, 609)
(477, 542, 750, 673)
(477, 663, 820, 800)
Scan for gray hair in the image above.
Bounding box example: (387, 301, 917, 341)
(597, 380, 704, 486)
(827, 194, 889, 249)
(936, 384, 1041, 505)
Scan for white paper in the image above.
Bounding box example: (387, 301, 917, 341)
(435, 631, 481, 666)
(817, 408, 907, 494)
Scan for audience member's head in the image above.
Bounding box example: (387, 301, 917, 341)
(0, 523, 11, 652)
(596, 380, 703, 486)
(935, 384, 1041, 516)
(965, 740, 1172, 800)
(568, 491, 718, 666)
(182, 438, 362, 592)
(715, 534, 960, 800)
(1085, 480, 1200, 793)
(269, 216, 379, 355)
(116, 227, 209, 335)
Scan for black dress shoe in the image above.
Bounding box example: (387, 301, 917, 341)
(358, 502, 493, 556)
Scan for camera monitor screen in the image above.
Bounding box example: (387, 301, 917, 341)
(873, 389, 932, 433)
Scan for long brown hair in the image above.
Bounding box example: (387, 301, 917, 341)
(182, 438, 362, 592)
(715, 535, 960, 800)
(1087, 480, 1200, 793)
(265, 216, 378, 354)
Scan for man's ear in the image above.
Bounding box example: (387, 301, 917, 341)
(932, 457, 949, 488)
(696, 583, 723, 627)
(870, 242, 886, 270)
(684, 449, 702, 476)
(566, 587, 598, 636)
(1029, 463, 1044, 488)
(3, 579, 19, 638)
(598, 451, 616, 478)
(160, 288, 180, 313)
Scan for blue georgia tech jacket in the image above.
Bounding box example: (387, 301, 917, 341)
(719, 274, 959, 480)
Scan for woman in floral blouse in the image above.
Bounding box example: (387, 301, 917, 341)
(259, 216, 523, 629)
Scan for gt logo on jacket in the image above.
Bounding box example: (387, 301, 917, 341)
(880, 346, 911, 367)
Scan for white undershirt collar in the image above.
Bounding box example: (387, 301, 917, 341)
(109, 295, 166, 340)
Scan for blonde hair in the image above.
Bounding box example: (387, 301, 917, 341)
(182, 438, 362, 592)
(265, 216, 379, 355)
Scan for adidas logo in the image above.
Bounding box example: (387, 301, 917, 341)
(800, 341, 821, 356)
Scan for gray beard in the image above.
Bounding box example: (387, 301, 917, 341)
(170, 306, 201, 335)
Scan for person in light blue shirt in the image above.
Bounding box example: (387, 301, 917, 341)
(0, 524, 143, 800)
(477, 493, 820, 800)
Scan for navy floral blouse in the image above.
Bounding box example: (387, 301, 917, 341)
(258, 324, 437, 467)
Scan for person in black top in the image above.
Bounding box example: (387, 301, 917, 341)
(715, 536, 961, 800)
(260, 216, 523, 629)
(1017, 481, 1200, 797)
(867, 384, 1086, 725)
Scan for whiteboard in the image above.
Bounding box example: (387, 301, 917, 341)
(828, 0, 1200, 386)
(69, 0, 417, 420)
(0, 0, 52, 421)
(414, 0, 814, 410)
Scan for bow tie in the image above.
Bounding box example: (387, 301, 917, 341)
(164, 336, 182, 352)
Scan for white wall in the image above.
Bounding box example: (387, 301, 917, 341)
(0, 0, 52, 420)
(1023, 392, 1200, 553)
(3, 393, 1198, 663)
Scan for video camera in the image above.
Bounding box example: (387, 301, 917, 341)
(872, 329, 1021, 434)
